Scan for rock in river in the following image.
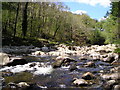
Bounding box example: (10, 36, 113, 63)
(82, 72, 96, 80)
(52, 56, 76, 68)
(69, 64, 77, 71)
(6, 58, 28, 66)
(0, 52, 10, 65)
(101, 73, 120, 80)
(72, 78, 88, 86)
(85, 61, 95, 67)
(17, 82, 30, 87)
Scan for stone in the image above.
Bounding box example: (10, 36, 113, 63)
(104, 80, 117, 89)
(52, 60, 63, 68)
(0, 53, 10, 65)
(110, 66, 120, 73)
(52, 56, 76, 68)
(101, 73, 120, 80)
(6, 58, 28, 66)
(82, 72, 95, 80)
(85, 61, 95, 67)
(32, 51, 45, 56)
(41, 45, 49, 52)
(29, 63, 36, 67)
(106, 80, 116, 85)
(113, 85, 120, 90)
(8, 82, 18, 88)
(69, 64, 77, 71)
(73, 78, 88, 86)
(17, 82, 29, 87)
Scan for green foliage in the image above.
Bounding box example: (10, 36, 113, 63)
(2, 2, 98, 46)
(114, 48, 120, 54)
(88, 30, 105, 45)
(3, 2, 119, 46)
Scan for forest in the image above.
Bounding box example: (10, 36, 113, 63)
(2, 2, 120, 46)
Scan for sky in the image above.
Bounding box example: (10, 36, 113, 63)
(63, 0, 111, 20)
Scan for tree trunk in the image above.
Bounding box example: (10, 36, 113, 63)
(53, 24, 60, 39)
(13, 3, 20, 38)
(22, 2, 28, 38)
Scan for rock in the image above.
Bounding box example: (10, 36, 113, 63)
(80, 57, 87, 60)
(17, 82, 29, 87)
(69, 64, 77, 71)
(113, 85, 120, 90)
(6, 58, 28, 66)
(72, 78, 88, 86)
(102, 53, 119, 63)
(52, 59, 63, 68)
(32, 51, 45, 56)
(85, 61, 95, 67)
(103, 56, 115, 63)
(0, 53, 10, 65)
(104, 80, 117, 89)
(110, 66, 120, 73)
(52, 56, 76, 68)
(82, 72, 95, 80)
(29, 63, 36, 67)
(101, 73, 120, 80)
(41, 45, 49, 52)
(106, 80, 116, 86)
(8, 82, 18, 88)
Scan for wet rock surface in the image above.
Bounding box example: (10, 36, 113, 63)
(82, 72, 96, 80)
(0, 44, 120, 89)
(72, 78, 89, 86)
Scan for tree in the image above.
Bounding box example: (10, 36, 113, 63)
(22, 2, 29, 38)
(14, 2, 20, 38)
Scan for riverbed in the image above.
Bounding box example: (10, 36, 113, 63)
(0, 44, 120, 89)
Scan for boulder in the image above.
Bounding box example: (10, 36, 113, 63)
(103, 56, 115, 63)
(6, 58, 28, 66)
(52, 59, 63, 68)
(82, 72, 95, 80)
(104, 80, 117, 89)
(0, 53, 10, 65)
(72, 78, 88, 86)
(52, 56, 76, 68)
(113, 85, 120, 90)
(101, 73, 120, 80)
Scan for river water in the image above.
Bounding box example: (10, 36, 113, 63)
(1, 54, 117, 90)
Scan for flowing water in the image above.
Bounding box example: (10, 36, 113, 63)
(1, 53, 118, 90)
